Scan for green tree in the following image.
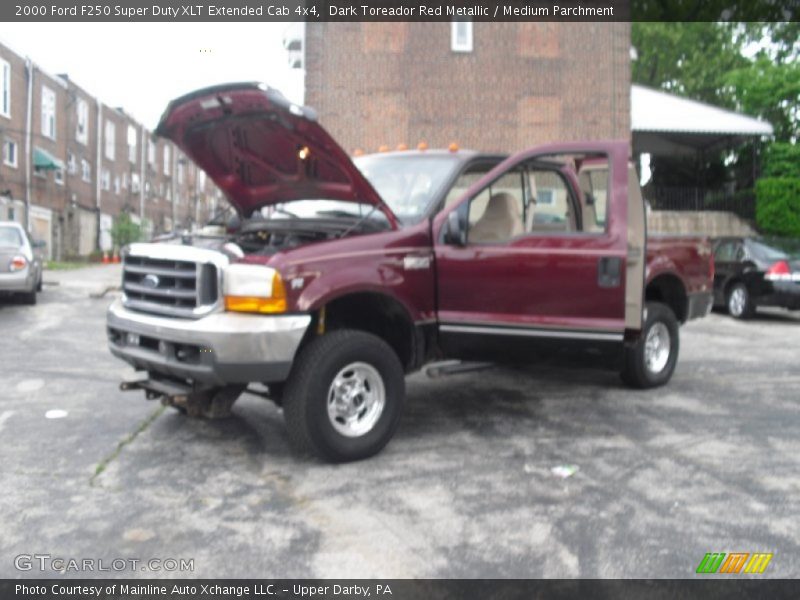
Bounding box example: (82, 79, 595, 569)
(110, 212, 142, 248)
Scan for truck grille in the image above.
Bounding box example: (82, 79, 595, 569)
(122, 246, 225, 318)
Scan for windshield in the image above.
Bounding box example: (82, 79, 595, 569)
(0, 226, 23, 247)
(354, 154, 462, 223)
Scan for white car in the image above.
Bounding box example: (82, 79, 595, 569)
(0, 221, 44, 305)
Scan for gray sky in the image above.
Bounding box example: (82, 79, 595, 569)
(0, 23, 304, 129)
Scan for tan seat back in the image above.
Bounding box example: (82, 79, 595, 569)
(470, 192, 523, 243)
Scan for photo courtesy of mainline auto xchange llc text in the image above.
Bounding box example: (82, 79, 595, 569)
(0, 0, 798, 597)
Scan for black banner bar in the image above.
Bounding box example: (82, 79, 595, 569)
(3, 0, 798, 22)
(2, 579, 799, 600)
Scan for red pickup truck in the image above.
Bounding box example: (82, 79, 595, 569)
(107, 83, 713, 462)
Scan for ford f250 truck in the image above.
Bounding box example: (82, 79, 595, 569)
(107, 83, 713, 462)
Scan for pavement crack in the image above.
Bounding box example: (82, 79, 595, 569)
(90, 405, 165, 487)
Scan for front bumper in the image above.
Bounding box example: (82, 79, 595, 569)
(0, 268, 33, 293)
(107, 299, 311, 385)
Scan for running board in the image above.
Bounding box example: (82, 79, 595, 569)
(423, 360, 494, 378)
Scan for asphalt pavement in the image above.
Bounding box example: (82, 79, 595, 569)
(1, 264, 798, 578)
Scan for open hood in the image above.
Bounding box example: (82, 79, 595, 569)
(155, 83, 397, 226)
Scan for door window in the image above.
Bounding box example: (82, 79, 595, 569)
(714, 241, 736, 262)
(467, 170, 525, 244)
(526, 169, 575, 233)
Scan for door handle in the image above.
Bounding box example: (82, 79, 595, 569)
(598, 256, 622, 288)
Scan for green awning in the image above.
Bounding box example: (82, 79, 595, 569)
(33, 147, 65, 171)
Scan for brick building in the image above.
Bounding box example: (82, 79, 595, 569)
(302, 23, 631, 155)
(0, 39, 221, 260)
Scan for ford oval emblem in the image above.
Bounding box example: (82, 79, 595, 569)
(141, 274, 160, 289)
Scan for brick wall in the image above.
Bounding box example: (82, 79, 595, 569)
(305, 23, 631, 155)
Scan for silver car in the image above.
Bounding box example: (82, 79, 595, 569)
(0, 221, 44, 305)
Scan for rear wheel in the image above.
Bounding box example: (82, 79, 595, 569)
(283, 329, 405, 462)
(21, 289, 37, 305)
(621, 302, 679, 389)
(727, 283, 754, 319)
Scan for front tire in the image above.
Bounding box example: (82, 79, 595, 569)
(621, 302, 679, 389)
(727, 282, 754, 319)
(283, 330, 405, 462)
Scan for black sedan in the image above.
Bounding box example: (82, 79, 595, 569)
(712, 237, 800, 319)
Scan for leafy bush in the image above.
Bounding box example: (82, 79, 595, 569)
(110, 212, 142, 248)
(755, 177, 800, 237)
(762, 143, 800, 178)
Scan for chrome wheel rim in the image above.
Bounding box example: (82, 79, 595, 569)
(729, 288, 746, 316)
(327, 362, 385, 438)
(644, 322, 671, 374)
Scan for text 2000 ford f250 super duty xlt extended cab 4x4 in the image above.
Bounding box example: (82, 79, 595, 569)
(107, 83, 714, 462)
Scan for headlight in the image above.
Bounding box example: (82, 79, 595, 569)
(223, 264, 287, 314)
(9, 255, 28, 272)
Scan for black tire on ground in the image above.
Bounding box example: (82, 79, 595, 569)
(621, 302, 679, 389)
(36, 274, 43, 292)
(283, 329, 405, 463)
(21, 289, 37, 305)
(727, 282, 755, 319)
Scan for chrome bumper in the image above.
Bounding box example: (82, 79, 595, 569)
(107, 298, 311, 385)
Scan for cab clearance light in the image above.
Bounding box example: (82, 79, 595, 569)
(396, 143, 408, 151)
(417, 141, 428, 151)
(378, 145, 390, 153)
(353, 148, 364, 157)
(449, 142, 459, 152)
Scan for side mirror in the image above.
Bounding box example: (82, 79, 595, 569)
(444, 210, 466, 246)
(32, 239, 46, 249)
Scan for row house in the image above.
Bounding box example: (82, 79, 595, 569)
(0, 39, 221, 260)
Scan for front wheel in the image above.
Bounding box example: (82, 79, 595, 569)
(621, 302, 679, 389)
(283, 330, 405, 462)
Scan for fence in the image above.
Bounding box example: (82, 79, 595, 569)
(643, 187, 756, 221)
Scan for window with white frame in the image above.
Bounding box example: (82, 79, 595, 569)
(177, 161, 184, 185)
(147, 140, 156, 167)
(163, 145, 170, 175)
(3, 139, 17, 167)
(41, 86, 56, 139)
(54, 169, 64, 185)
(81, 158, 91, 182)
(101, 168, 110, 191)
(451, 21, 473, 52)
(76, 98, 89, 144)
(0, 59, 10, 118)
(131, 173, 140, 193)
(127, 125, 137, 163)
(114, 175, 120, 195)
(104, 120, 115, 160)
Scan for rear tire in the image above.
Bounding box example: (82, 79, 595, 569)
(21, 289, 37, 305)
(283, 330, 405, 462)
(621, 302, 679, 389)
(727, 282, 754, 319)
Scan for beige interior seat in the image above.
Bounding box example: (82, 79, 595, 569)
(470, 192, 523, 243)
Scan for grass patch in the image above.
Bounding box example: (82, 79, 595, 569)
(90, 405, 165, 486)
(45, 260, 89, 271)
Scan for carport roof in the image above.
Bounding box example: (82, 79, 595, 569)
(631, 84, 773, 156)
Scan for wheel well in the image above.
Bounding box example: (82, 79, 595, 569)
(645, 274, 687, 323)
(316, 293, 418, 371)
